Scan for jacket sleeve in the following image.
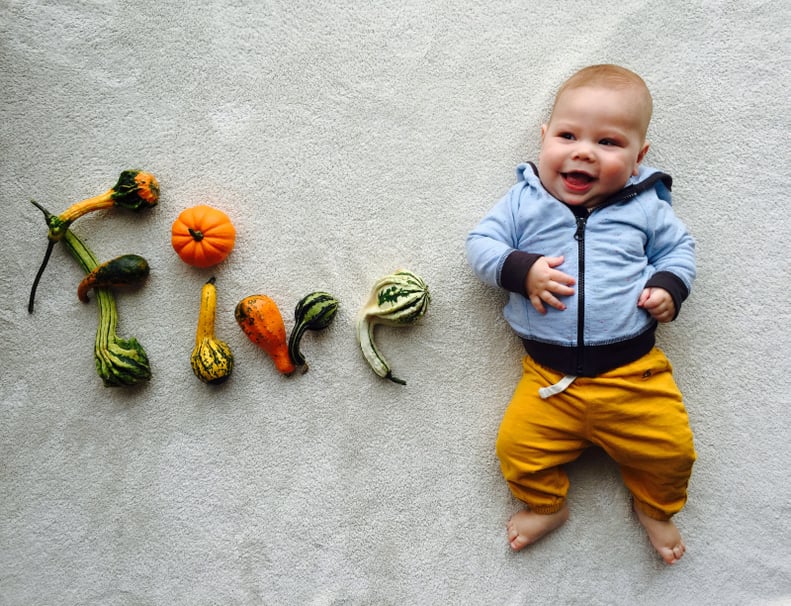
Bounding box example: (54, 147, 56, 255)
(643, 199, 696, 319)
(466, 185, 542, 295)
(501, 251, 543, 296)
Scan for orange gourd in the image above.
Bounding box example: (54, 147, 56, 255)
(235, 295, 296, 376)
(171, 205, 236, 268)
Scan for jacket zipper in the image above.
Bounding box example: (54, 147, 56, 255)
(557, 172, 669, 374)
(573, 213, 588, 374)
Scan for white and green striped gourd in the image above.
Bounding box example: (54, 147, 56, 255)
(356, 269, 430, 385)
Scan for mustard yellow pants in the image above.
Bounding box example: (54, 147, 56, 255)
(496, 348, 696, 521)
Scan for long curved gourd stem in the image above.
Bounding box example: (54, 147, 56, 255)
(27, 199, 57, 314)
(61, 230, 117, 379)
(28, 240, 55, 314)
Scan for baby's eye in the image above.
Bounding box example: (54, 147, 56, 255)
(559, 132, 575, 140)
(599, 138, 620, 146)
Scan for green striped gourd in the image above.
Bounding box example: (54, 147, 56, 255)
(356, 270, 430, 385)
(288, 291, 340, 369)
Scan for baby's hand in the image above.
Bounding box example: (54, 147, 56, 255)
(637, 287, 676, 323)
(526, 256, 575, 314)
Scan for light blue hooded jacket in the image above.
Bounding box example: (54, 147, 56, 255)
(466, 163, 695, 376)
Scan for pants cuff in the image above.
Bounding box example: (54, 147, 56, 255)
(526, 502, 566, 515)
(632, 497, 673, 521)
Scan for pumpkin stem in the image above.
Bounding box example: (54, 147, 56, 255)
(188, 227, 204, 242)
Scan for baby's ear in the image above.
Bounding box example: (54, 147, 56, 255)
(634, 141, 650, 174)
(540, 124, 548, 140)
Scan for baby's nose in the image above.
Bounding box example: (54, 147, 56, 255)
(572, 144, 595, 160)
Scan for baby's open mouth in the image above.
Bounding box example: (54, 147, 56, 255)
(563, 171, 595, 186)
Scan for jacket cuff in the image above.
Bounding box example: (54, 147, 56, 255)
(500, 251, 543, 296)
(645, 271, 690, 320)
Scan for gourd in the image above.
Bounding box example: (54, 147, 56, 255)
(191, 277, 234, 385)
(287, 291, 339, 369)
(171, 205, 236, 268)
(77, 254, 150, 303)
(28, 169, 159, 313)
(356, 270, 431, 385)
(235, 294, 296, 375)
(62, 229, 152, 387)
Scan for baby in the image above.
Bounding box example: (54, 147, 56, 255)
(466, 64, 696, 564)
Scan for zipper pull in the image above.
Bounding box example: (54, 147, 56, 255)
(574, 215, 587, 241)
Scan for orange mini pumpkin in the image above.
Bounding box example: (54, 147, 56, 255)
(172, 205, 236, 268)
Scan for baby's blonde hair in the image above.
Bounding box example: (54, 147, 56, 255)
(552, 64, 653, 136)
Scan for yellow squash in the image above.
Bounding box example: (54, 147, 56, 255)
(191, 277, 234, 385)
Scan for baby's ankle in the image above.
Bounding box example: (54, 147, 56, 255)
(506, 505, 569, 551)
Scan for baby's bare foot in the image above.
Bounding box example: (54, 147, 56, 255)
(506, 505, 569, 551)
(634, 505, 686, 564)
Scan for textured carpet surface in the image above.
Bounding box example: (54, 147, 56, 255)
(1, 1, 789, 604)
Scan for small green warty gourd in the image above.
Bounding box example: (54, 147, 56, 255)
(356, 270, 430, 385)
(62, 229, 152, 387)
(288, 291, 340, 370)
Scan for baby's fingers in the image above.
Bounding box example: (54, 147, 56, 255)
(549, 280, 575, 297)
(529, 294, 547, 315)
(531, 290, 567, 314)
(548, 268, 576, 288)
(544, 293, 567, 312)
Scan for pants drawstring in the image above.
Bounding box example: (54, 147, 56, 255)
(538, 375, 577, 399)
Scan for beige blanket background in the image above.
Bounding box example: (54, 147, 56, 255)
(2, 1, 789, 604)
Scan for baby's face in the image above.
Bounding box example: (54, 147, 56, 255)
(538, 85, 650, 208)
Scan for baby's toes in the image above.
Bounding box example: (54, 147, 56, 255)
(659, 547, 678, 564)
(660, 544, 685, 565)
(506, 526, 517, 542)
(505, 522, 526, 550)
(509, 532, 530, 551)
